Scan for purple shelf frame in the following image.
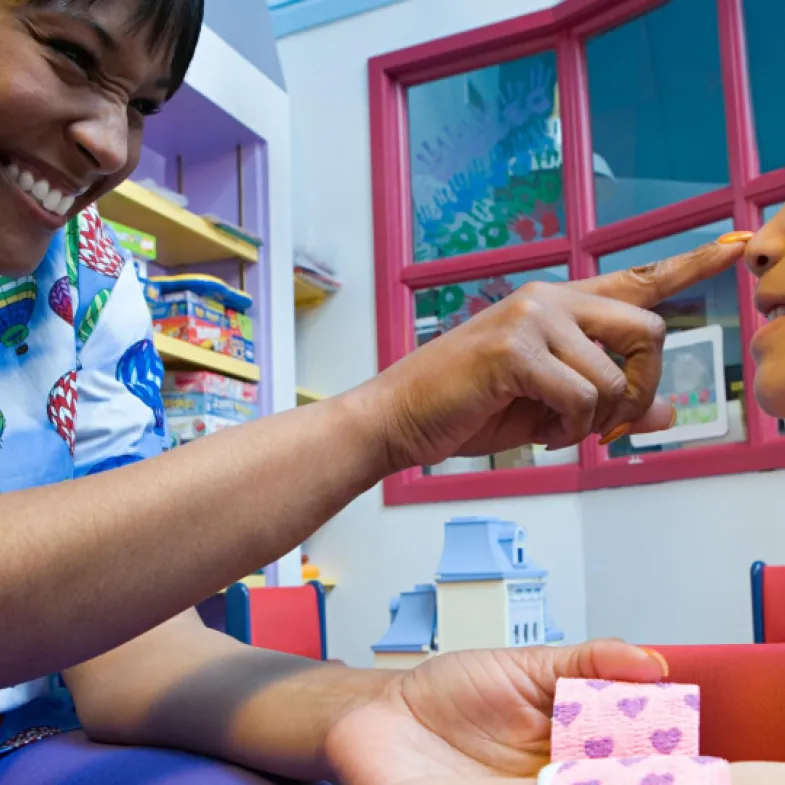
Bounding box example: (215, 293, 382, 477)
(132, 82, 279, 585)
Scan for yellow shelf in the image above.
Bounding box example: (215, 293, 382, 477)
(98, 180, 259, 267)
(294, 273, 330, 309)
(234, 574, 336, 590)
(296, 387, 324, 406)
(154, 333, 260, 382)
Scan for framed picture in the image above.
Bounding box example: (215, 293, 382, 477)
(630, 324, 728, 448)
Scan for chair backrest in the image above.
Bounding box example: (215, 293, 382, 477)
(220, 581, 327, 660)
(751, 561, 785, 643)
(650, 643, 785, 762)
(197, 588, 251, 645)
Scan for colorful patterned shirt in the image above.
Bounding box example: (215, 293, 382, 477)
(0, 204, 168, 753)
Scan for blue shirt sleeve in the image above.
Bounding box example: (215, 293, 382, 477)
(73, 240, 169, 478)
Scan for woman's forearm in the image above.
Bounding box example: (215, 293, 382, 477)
(67, 610, 397, 781)
(0, 387, 388, 686)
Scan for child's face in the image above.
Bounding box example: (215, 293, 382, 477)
(745, 205, 785, 417)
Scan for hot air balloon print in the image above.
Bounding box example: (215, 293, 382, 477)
(65, 216, 80, 287)
(48, 277, 74, 325)
(79, 206, 124, 279)
(78, 289, 110, 344)
(0, 275, 37, 355)
(47, 370, 78, 455)
(86, 453, 143, 475)
(116, 340, 165, 435)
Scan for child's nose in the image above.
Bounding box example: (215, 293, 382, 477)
(744, 223, 785, 278)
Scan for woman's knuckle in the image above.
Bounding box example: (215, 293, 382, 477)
(573, 382, 599, 413)
(603, 368, 628, 399)
(519, 280, 555, 301)
(644, 311, 667, 343)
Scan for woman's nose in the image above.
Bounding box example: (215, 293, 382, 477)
(67, 106, 128, 176)
(744, 219, 785, 278)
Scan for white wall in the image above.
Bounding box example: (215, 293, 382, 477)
(278, 0, 784, 666)
(583, 471, 785, 645)
(279, 0, 582, 667)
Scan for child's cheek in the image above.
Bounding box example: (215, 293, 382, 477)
(753, 355, 785, 419)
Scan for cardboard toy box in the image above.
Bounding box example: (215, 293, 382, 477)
(162, 371, 258, 404)
(227, 309, 255, 363)
(104, 219, 157, 261)
(153, 316, 229, 354)
(162, 391, 258, 423)
(151, 294, 229, 328)
(167, 414, 239, 444)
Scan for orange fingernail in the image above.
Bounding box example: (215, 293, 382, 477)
(599, 423, 631, 446)
(641, 647, 670, 679)
(717, 230, 754, 245)
(668, 407, 678, 429)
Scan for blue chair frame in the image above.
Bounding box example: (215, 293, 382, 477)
(198, 580, 328, 660)
(751, 560, 766, 644)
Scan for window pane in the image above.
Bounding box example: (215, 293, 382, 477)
(745, 0, 785, 172)
(407, 51, 564, 263)
(763, 203, 783, 223)
(413, 266, 577, 473)
(597, 220, 746, 459)
(586, 0, 728, 226)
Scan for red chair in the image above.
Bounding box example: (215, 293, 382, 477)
(647, 644, 785, 762)
(225, 580, 328, 660)
(751, 561, 785, 643)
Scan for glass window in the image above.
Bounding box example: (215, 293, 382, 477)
(586, 0, 728, 226)
(763, 203, 783, 223)
(407, 51, 565, 263)
(413, 266, 568, 346)
(597, 220, 746, 459)
(744, 0, 785, 173)
(412, 265, 578, 472)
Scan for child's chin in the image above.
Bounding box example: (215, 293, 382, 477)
(754, 369, 785, 419)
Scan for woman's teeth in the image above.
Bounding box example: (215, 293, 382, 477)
(768, 306, 785, 322)
(3, 163, 76, 216)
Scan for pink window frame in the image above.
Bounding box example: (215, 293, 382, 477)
(369, 0, 785, 506)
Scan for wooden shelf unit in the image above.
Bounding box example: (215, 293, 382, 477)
(99, 180, 259, 267)
(153, 334, 260, 382)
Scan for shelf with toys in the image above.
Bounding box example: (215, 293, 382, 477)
(98, 179, 260, 267)
(92, 41, 335, 587)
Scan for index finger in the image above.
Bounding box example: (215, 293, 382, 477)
(565, 233, 753, 309)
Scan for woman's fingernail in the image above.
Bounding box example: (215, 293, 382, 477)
(668, 407, 678, 429)
(599, 423, 631, 446)
(717, 230, 754, 245)
(640, 647, 669, 678)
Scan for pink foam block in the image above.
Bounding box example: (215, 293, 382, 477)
(546, 755, 732, 785)
(551, 678, 700, 762)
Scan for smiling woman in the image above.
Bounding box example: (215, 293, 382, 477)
(0, 0, 200, 276)
(0, 1, 781, 784)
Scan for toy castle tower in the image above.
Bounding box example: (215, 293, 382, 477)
(372, 516, 563, 668)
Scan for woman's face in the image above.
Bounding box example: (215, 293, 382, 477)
(745, 205, 785, 417)
(0, 1, 173, 276)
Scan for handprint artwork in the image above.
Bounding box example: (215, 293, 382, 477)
(408, 52, 565, 262)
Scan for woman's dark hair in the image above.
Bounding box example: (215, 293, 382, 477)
(29, 0, 204, 98)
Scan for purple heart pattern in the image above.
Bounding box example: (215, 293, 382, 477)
(547, 756, 732, 785)
(551, 678, 699, 763)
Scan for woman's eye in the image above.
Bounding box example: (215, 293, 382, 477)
(48, 39, 96, 73)
(129, 99, 162, 118)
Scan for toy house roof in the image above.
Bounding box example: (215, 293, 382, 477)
(435, 516, 548, 582)
(371, 584, 437, 653)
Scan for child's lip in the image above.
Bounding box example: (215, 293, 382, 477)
(754, 292, 785, 319)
